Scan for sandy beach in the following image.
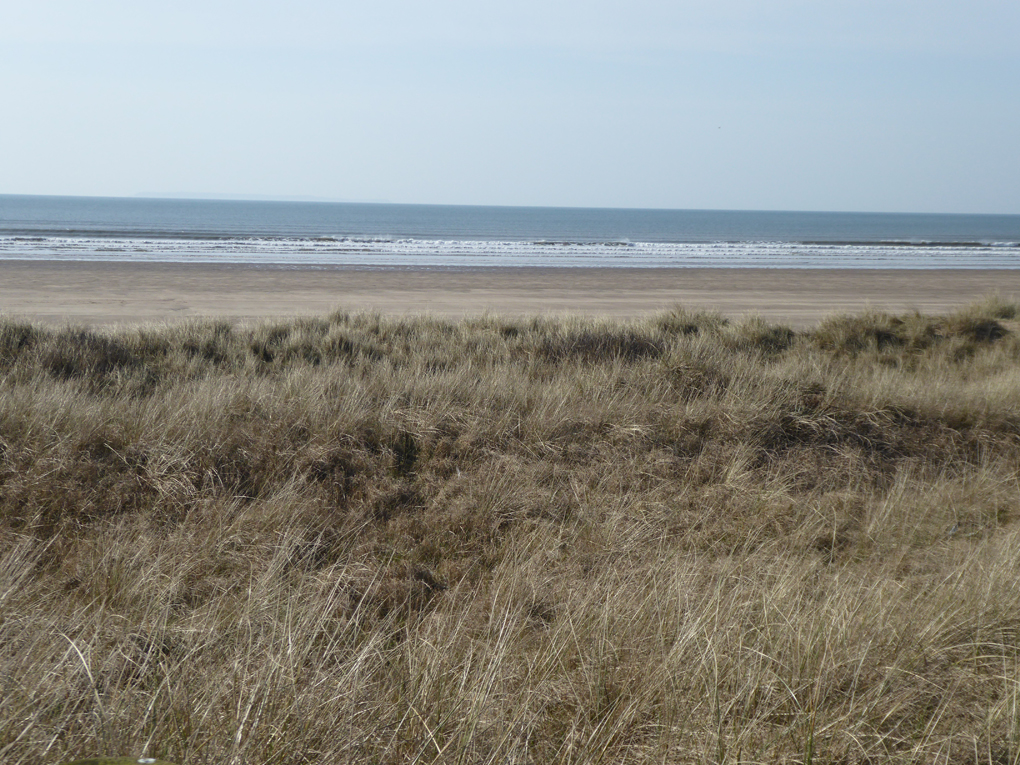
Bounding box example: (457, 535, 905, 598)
(2, 261, 1020, 328)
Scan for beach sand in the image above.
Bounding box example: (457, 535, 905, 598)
(2, 261, 1020, 328)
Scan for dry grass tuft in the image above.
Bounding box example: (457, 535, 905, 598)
(3, 300, 1020, 764)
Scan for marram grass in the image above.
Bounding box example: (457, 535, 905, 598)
(5, 300, 1020, 764)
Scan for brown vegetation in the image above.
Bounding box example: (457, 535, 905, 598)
(3, 297, 1020, 764)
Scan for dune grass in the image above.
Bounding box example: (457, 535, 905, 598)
(3, 298, 1020, 764)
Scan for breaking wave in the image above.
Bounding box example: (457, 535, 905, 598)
(0, 235, 1018, 268)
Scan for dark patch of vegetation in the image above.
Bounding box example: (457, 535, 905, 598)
(536, 327, 666, 363)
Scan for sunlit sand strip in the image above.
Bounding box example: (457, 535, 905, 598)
(4, 261, 1020, 328)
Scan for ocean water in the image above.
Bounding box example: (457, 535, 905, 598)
(1, 194, 1018, 269)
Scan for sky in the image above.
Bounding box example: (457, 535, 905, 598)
(2, 0, 1018, 214)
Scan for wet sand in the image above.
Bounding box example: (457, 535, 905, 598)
(2, 261, 1020, 328)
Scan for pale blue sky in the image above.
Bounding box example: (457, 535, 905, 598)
(2, 0, 1018, 213)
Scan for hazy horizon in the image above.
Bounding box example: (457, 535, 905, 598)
(3, 191, 1018, 218)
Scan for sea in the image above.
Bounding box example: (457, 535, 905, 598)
(1, 194, 1019, 269)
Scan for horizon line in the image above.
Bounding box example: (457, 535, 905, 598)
(0, 191, 1016, 218)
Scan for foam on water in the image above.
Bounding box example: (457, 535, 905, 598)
(0, 235, 1018, 268)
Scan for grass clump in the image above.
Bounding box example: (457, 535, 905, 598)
(3, 299, 1020, 764)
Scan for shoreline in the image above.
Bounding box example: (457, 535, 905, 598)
(3, 260, 1020, 328)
